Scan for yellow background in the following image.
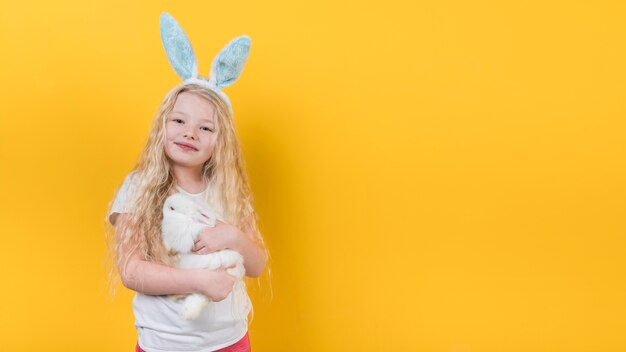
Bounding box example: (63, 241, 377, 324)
(0, 1, 625, 351)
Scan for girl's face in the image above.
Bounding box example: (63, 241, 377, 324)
(164, 92, 217, 169)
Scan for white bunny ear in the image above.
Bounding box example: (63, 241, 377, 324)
(160, 12, 198, 80)
(208, 35, 251, 90)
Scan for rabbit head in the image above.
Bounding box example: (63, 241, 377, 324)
(163, 192, 216, 227)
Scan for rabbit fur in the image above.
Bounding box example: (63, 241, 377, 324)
(162, 192, 245, 320)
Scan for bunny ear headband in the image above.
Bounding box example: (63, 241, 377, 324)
(159, 12, 251, 114)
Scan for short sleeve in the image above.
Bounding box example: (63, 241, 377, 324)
(108, 171, 139, 226)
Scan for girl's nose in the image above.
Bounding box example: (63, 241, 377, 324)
(184, 130, 197, 140)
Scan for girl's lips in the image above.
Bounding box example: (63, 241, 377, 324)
(175, 142, 198, 151)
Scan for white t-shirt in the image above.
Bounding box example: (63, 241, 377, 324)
(109, 172, 251, 352)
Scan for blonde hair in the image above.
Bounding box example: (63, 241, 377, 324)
(104, 83, 271, 311)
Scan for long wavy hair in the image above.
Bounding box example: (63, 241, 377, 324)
(104, 83, 271, 310)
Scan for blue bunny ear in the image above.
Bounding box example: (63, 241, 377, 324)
(160, 12, 198, 80)
(208, 36, 251, 90)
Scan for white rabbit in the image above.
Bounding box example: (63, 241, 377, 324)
(162, 192, 245, 320)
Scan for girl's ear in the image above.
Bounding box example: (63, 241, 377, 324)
(208, 36, 251, 90)
(160, 12, 198, 80)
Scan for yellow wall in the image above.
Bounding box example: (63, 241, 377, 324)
(0, 1, 624, 351)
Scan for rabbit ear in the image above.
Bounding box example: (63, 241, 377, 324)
(208, 35, 251, 90)
(160, 12, 198, 80)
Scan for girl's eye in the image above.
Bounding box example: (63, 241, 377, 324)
(201, 127, 214, 132)
(173, 118, 183, 123)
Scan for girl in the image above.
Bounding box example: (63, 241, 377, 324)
(105, 13, 268, 352)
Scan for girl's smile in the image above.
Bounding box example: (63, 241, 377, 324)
(175, 142, 199, 151)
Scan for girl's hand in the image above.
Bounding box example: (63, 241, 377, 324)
(192, 220, 241, 254)
(195, 267, 236, 302)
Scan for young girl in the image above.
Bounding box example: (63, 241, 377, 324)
(105, 13, 268, 352)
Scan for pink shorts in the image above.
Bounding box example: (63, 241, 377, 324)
(135, 331, 251, 352)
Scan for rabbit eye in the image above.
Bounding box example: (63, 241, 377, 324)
(170, 206, 175, 210)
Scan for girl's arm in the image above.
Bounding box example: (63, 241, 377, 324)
(192, 221, 268, 278)
(232, 225, 268, 278)
(116, 215, 235, 300)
